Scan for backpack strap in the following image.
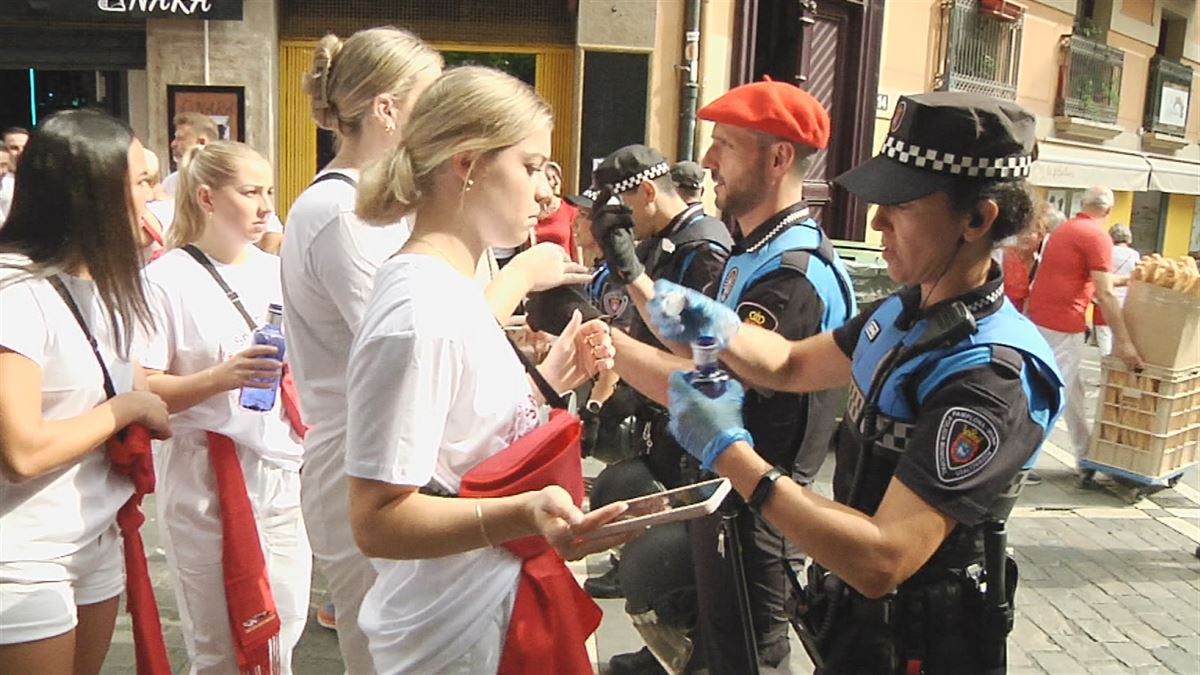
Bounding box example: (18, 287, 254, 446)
(46, 275, 117, 400)
(181, 245, 257, 331)
(309, 171, 358, 189)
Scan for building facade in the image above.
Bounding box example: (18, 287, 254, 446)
(872, 0, 1200, 255)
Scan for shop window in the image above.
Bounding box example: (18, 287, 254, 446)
(1045, 188, 1084, 218)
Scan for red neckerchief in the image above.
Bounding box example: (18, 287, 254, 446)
(141, 215, 165, 263)
(459, 410, 599, 675)
(206, 432, 282, 675)
(107, 423, 173, 675)
(280, 367, 306, 439)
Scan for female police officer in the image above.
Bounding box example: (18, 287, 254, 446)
(644, 92, 1065, 674)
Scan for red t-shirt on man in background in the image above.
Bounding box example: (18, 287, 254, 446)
(1026, 213, 1113, 334)
(1001, 247, 1033, 311)
(534, 201, 579, 261)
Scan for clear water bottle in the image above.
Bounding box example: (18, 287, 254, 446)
(686, 336, 729, 399)
(239, 303, 286, 412)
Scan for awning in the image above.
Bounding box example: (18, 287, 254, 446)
(1146, 156, 1200, 195)
(1029, 141, 1151, 192)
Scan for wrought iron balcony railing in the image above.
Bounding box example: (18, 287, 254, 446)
(934, 0, 1023, 100)
(1055, 34, 1124, 125)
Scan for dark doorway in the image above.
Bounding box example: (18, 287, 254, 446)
(732, 0, 884, 241)
(0, 69, 123, 130)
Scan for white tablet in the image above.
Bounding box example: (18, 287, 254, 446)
(581, 478, 732, 541)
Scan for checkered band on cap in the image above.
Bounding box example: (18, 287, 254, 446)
(607, 162, 671, 194)
(582, 187, 600, 201)
(881, 136, 1032, 179)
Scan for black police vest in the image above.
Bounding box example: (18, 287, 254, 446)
(838, 292, 1063, 572)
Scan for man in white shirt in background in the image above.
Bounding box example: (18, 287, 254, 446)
(0, 128, 30, 225)
(162, 112, 219, 196)
(0, 149, 12, 225)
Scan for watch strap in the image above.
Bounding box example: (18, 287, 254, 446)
(748, 467, 785, 514)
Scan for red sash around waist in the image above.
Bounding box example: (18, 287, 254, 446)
(106, 424, 171, 675)
(206, 432, 282, 675)
(459, 409, 599, 675)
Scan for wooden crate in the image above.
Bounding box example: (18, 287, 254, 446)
(1087, 358, 1200, 480)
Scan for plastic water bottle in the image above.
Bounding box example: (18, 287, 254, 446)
(239, 303, 286, 412)
(687, 336, 729, 399)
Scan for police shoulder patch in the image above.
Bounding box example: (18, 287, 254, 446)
(935, 407, 1000, 484)
(736, 301, 779, 331)
(603, 290, 630, 318)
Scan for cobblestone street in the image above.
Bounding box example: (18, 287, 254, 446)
(101, 345, 1200, 674)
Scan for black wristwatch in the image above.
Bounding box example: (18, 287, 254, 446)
(748, 467, 786, 514)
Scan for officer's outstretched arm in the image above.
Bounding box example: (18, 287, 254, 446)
(722, 329, 852, 394)
(714, 442, 955, 599)
(610, 329, 691, 406)
(625, 274, 695, 360)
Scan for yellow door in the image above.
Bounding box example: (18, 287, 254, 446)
(276, 41, 576, 220)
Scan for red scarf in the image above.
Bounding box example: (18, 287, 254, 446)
(141, 215, 165, 264)
(106, 424, 172, 675)
(459, 410, 600, 675)
(279, 366, 307, 439)
(206, 432, 282, 675)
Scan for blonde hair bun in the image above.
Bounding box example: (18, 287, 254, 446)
(303, 34, 344, 131)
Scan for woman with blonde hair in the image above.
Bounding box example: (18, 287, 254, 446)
(282, 30, 590, 673)
(280, 28, 441, 671)
(144, 141, 311, 674)
(347, 66, 627, 674)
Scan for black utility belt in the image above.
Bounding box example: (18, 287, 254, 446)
(844, 567, 985, 626)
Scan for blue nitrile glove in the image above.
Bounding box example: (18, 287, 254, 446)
(648, 278, 741, 349)
(667, 371, 753, 471)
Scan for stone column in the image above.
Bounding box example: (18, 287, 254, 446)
(145, 0, 279, 171)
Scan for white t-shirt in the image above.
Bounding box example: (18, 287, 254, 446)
(142, 246, 302, 470)
(281, 168, 411, 459)
(0, 173, 13, 225)
(345, 255, 540, 673)
(146, 199, 175, 233)
(0, 256, 135, 562)
(161, 170, 180, 196)
(1112, 245, 1141, 306)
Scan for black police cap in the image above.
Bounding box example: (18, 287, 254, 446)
(565, 183, 600, 210)
(594, 145, 671, 195)
(670, 161, 705, 190)
(835, 92, 1037, 206)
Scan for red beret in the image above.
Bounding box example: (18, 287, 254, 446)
(698, 78, 830, 150)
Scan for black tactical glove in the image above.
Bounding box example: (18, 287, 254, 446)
(589, 189, 644, 285)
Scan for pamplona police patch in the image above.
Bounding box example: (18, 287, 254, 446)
(935, 407, 999, 483)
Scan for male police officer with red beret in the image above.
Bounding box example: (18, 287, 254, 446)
(591, 80, 856, 674)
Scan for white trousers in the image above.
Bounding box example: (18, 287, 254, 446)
(157, 433, 312, 675)
(1095, 326, 1113, 356)
(300, 439, 378, 675)
(1037, 327, 1092, 463)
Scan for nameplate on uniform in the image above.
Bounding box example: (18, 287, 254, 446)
(865, 320, 881, 342)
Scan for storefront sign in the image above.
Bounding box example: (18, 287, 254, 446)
(5, 0, 242, 20)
